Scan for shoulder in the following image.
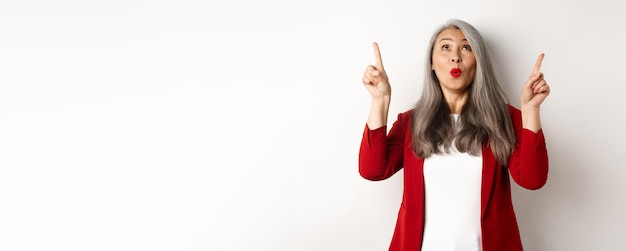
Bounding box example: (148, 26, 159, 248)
(397, 109, 414, 122)
(507, 104, 520, 114)
(388, 109, 414, 130)
(507, 104, 522, 125)
(507, 104, 520, 116)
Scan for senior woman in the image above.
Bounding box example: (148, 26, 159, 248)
(359, 19, 550, 251)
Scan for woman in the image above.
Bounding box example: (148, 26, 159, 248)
(358, 19, 550, 251)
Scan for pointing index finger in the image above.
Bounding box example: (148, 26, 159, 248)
(373, 42, 384, 70)
(532, 53, 545, 75)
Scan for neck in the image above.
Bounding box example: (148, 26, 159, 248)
(443, 91, 469, 114)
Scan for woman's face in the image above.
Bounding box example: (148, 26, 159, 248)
(431, 28, 477, 95)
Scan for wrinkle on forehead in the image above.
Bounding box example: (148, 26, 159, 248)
(437, 29, 468, 43)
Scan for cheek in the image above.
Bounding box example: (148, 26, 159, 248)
(468, 54, 477, 64)
(432, 55, 448, 69)
(464, 58, 477, 79)
(465, 57, 477, 71)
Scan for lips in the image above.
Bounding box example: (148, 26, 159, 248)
(450, 68, 462, 78)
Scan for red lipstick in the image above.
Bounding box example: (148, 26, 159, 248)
(450, 68, 462, 78)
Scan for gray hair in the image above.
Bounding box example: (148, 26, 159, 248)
(411, 19, 516, 165)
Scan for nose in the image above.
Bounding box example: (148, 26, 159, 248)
(451, 50, 462, 63)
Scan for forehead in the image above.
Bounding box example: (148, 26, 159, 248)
(436, 28, 467, 42)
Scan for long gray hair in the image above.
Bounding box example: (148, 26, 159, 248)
(411, 19, 516, 165)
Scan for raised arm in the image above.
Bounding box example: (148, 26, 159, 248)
(509, 54, 551, 189)
(359, 42, 406, 181)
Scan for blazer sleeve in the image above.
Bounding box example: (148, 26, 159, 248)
(507, 106, 549, 190)
(358, 112, 410, 181)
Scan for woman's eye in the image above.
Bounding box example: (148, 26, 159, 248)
(442, 45, 449, 50)
(462, 45, 472, 51)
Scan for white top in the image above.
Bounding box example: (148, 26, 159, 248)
(421, 114, 483, 251)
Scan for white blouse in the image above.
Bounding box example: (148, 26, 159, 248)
(421, 114, 483, 251)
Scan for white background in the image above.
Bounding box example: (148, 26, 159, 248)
(1, 0, 625, 250)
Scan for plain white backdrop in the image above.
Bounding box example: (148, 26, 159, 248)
(0, 0, 625, 250)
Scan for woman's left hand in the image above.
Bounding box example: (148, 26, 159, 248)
(521, 54, 550, 108)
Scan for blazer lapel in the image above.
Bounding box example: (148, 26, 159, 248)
(481, 144, 496, 220)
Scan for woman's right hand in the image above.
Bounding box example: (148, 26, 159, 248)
(362, 42, 391, 98)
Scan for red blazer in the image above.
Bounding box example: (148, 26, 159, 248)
(359, 105, 548, 251)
